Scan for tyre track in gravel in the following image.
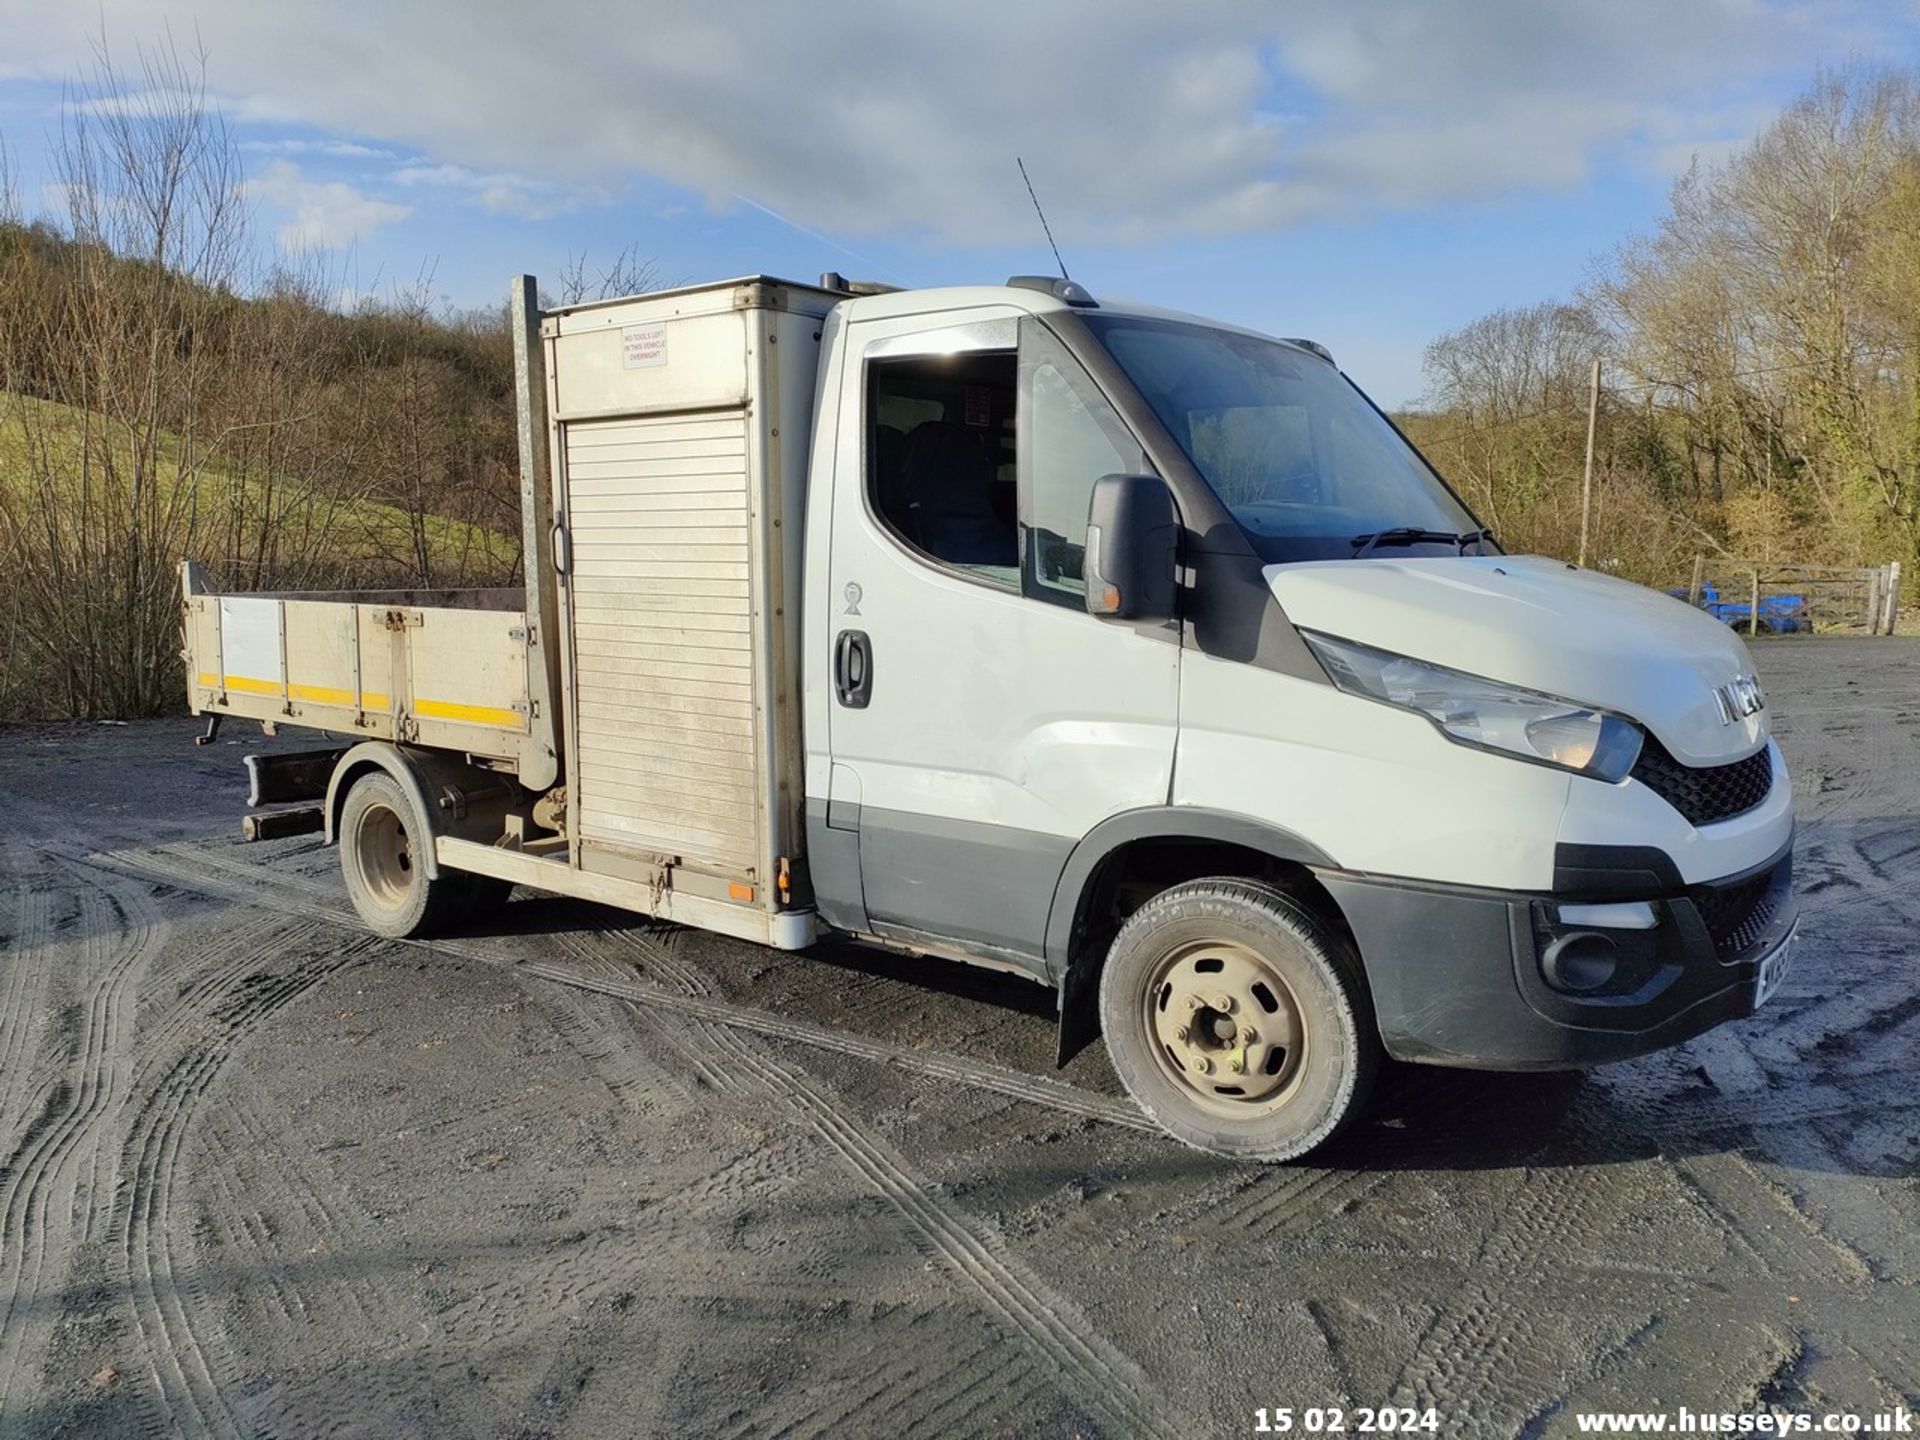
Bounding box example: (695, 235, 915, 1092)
(710, 1020, 1179, 1440)
(1672, 1150, 1877, 1285)
(91, 824, 1906, 1431)
(95, 842, 1154, 1136)
(0, 882, 54, 1145)
(128, 911, 317, 1094)
(109, 914, 377, 1440)
(1195, 1164, 1390, 1243)
(149, 839, 344, 906)
(1385, 1161, 1656, 1424)
(101, 841, 1184, 1439)
(761, 1315, 1051, 1440)
(192, 1133, 308, 1334)
(515, 930, 1159, 1435)
(538, 930, 716, 1109)
(1545, 1071, 1890, 1419)
(0, 861, 166, 1425)
(514, 952, 1150, 1133)
(549, 927, 1183, 1440)
(198, 1059, 400, 1342)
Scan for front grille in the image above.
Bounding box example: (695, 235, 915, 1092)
(1630, 734, 1773, 826)
(1690, 853, 1791, 960)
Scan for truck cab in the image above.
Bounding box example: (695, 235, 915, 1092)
(183, 273, 1797, 1162)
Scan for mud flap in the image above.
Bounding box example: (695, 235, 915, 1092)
(1055, 952, 1101, 1068)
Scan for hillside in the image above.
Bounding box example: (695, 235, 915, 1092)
(0, 211, 525, 719)
(0, 391, 517, 586)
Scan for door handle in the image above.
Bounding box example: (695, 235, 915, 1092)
(834, 629, 872, 708)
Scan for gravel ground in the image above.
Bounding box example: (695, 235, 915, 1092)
(0, 638, 1914, 1440)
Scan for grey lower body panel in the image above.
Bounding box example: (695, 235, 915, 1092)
(804, 800, 866, 934)
(803, 800, 1070, 968)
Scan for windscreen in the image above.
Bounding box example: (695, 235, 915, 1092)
(1085, 315, 1484, 563)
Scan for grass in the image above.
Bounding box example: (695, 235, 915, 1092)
(0, 391, 516, 584)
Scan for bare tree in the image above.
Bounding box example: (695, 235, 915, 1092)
(1412, 65, 1920, 583)
(552, 243, 663, 305)
(0, 33, 521, 719)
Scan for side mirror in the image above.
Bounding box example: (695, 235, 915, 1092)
(1084, 473, 1179, 621)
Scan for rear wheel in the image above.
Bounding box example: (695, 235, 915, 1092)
(1098, 878, 1379, 1161)
(338, 771, 483, 939)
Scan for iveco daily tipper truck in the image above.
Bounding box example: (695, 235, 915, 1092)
(180, 272, 1798, 1160)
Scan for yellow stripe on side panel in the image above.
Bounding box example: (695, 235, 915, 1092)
(222, 674, 281, 696)
(361, 692, 390, 710)
(414, 697, 523, 728)
(287, 681, 357, 707)
(196, 672, 218, 688)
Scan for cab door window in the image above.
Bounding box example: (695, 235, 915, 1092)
(866, 335, 1018, 588)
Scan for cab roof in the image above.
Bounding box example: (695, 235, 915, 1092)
(544, 273, 1327, 362)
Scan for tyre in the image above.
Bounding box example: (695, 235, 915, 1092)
(337, 771, 482, 939)
(1097, 878, 1380, 1161)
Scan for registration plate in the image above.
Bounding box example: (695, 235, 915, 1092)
(1753, 925, 1797, 1009)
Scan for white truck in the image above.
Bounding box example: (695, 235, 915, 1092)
(181, 272, 1797, 1160)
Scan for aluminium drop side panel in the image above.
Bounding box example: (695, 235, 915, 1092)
(183, 592, 223, 710)
(217, 595, 285, 699)
(404, 608, 529, 755)
(280, 600, 360, 708)
(177, 584, 528, 761)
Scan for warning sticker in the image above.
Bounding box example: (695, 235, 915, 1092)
(964, 385, 991, 426)
(622, 323, 668, 369)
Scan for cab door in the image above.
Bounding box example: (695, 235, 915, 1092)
(820, 310, 1179, 968)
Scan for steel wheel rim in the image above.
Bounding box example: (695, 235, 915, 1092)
(1141, 939, 1307, 1117)
(354, 802, 415, 910)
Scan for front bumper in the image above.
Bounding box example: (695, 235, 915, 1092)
(1318, 837, 1798, 1070)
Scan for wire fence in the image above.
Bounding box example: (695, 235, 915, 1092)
(1676, 557, 1903, 636)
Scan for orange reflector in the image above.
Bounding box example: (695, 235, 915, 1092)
(728, 882, 755, 903)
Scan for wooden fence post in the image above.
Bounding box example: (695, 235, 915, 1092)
(1749, 569, 1761, 637)
(1887, 562, 1903, 636)
(1868, 567, 1884, 636)
(1687, 555, 1704, 607)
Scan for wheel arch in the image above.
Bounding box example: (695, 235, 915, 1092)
(1046, 808, 1346, 1066)
(324, 743, 448, 879)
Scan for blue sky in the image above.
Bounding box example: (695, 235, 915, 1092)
(2, 1, 1915, 406)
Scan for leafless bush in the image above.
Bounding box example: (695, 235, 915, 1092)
(551, 243, 663, 306)
(0, 39, 519, 720)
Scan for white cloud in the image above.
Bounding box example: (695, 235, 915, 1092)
(244, 160, 409, 250)
(390, 161, 582, 219)
(78, 86, 299, 125)
(241, 137, 396, 160)
(0, 0, 1901, 246)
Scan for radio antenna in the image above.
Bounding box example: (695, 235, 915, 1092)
(1016, 157, 1071, 280)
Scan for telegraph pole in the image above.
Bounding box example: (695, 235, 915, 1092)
(1577, 358, 1601, 568)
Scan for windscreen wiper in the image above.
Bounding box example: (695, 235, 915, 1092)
(1351, 526, 1495, 559)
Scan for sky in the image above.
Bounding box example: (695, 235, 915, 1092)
(1, 0, 1916, 407)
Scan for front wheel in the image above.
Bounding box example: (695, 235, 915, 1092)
(1098, 879, 1379, 1161)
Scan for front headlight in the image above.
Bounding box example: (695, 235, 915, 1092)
(1301, 631, 1643, 782)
